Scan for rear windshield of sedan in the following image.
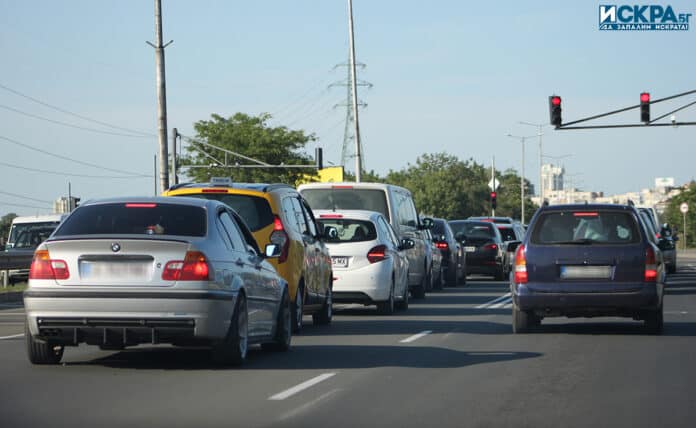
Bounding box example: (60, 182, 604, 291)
(301, 189, 389, 221)
(53, 203, 206, 237)
(530, 211, 640, 245)
(317, 219, 377, 243)
(176, 193, 273, 232)
(449, 222, 495, 240)
(497, 227, 517, 242)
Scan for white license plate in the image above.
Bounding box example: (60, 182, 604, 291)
(80, 261, 152, 280)
(464, 246, 476, 253)
(560, 265, 613, 280)
(331, 257, 348, 268)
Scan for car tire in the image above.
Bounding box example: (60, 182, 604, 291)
(425, 266, 434, 292)
(512, 303, 531, 334)
(212, 292, 248, 366)
(667, 264, 676, 274)
(494, 266, 505, 281)
(434, 267, 444, 290)
(396, 280, 409, 311)
(644, 305, 664, 335)
(445, 268, 457, 288)
(292, 283, 304, 333)
(262, 288, 292, 352)
(25, 321, 64, 365)
(377, 281, 395, 315)
(312, 285, 333, 325)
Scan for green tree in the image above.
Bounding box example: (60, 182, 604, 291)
(496, 168, 537, 222)
(662, 181, 696, 248)
(181, 113, 315, 184)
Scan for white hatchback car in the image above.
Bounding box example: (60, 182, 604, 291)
(314, 210, 413, 315)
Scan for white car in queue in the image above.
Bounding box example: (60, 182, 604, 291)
(23, 197, 292, 366)
(314, 210, 414, 315)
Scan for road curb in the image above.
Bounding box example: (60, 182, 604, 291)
(0, 291, 24, 303)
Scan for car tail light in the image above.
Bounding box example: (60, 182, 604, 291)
(514, 244, 527, 284)
(163, 251, 210, 281)
(125, 203, 157, 208)
(29, 250, 70, 280)
(435, 242, 449, 250)
(320, 213, 344, 219)
(367, 245, 388, 264)
(483, 243, 498, 251)
(644, 246, 657, 282)
(270, 216, 290, 263)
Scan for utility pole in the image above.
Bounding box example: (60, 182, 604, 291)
(147, 0, 173, 193)
(519, 122, 544, 203)
(171, 127, 179, 186)
(347, 0, 362, 182)
(491, 157, 496, 217)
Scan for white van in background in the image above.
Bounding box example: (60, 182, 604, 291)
(298, 182, 434, 299)
(4, 214, 67, 284)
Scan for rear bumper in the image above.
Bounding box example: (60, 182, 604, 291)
(513, 282, 663, 316)
(23, 289, 237, 346)
(332, 262, 392, 302)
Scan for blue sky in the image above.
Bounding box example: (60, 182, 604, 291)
(1, 1, 696, 216)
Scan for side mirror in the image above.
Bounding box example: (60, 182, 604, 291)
(506, 240, 521, 253)
(419, 217, 434, 230)
(399, 238, 415, 251)
(455, 232, 466, 242)
(657, 239, 674, 251)
(264, 243, 282, 258)
(323, 226, 339, 241)
(673, 234, 680, 242)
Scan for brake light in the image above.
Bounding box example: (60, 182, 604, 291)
(435, 242, 449, 250)
(644, 246, 657, 282)
(484, 243, 498, 251)
(332, 185, 354, 189)
(125, 203, 157, 208)
(367, 245, 388, 263)
(514, 244, 527, 284)
(270, 216, 289, 262)
(162, 251, 210, 281)
(29, 250, 70, 280)
(202, 189, 229, 193)
(573, 212, 598, 217)
(319, 214, 344, 219)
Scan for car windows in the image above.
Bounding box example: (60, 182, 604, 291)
(219, 211, 248, 250)
(530, 211, 639, 244)
(377, 216, 398, 247)
(177, 193, 273, 232)
(290, 198, 309, 235)
(393, 191, 418, 228)
(54, 203, 206, 237)
(281, 197, 300, 233)
(498, 227, 517, 242)
(299, 200, 318, 236)
(301, 188, 390, 220)
(317, 218, 377, 242)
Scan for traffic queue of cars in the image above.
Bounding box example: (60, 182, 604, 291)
(21, 179, 678, 365)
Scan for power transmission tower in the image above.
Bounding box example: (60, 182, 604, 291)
(329, 61, 371, 174)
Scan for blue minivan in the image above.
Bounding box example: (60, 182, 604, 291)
(510, 203, 665, 334)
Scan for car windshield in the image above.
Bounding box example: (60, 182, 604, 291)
(317, 218, 377, 242)
(53, 203, 207, 237)
(7, 222, 59, 248)
(450, 222, 495, 240)
(498, 227, 517, 242)
(530, 211, 640, 245)
(301, 189, 389, 221)
(175, 193, 273, 232)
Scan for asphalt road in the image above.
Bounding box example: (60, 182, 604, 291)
(2, 255, 696, 428)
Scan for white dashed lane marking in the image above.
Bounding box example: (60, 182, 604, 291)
(269, 373, 337, 401)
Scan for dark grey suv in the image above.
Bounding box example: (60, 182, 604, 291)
(511, 204, 665, 334)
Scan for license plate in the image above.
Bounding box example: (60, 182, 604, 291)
(80, 261, 152, 280)
(464, 246, 476, 253)
(560, 265, 613, 280)
(331, 257, 348, 268)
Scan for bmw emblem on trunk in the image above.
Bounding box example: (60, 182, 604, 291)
(111, 243, 121, 253)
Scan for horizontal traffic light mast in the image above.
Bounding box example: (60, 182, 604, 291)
(549, 88, 696, 130)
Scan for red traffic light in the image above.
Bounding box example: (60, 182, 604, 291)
(640, 92, 650, 103)
(490, 192, 497, 198)
(551, 96, 561, 106)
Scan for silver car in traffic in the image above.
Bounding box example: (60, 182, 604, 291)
(24, 197, 291, 365)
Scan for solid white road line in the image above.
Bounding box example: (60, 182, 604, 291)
(269, 373, 337, 401)
(400, 330, 432, 343)
(0, 333, 24, 340)
(489, 297, 513, 309)
(476, 292, 511, 309)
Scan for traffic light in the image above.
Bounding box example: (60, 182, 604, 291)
(490, 191, 497, 210)
(640, 92, 650, 124)
(315, 147, 323, 170)
(549, 95, 562, 128)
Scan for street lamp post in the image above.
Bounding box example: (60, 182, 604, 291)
(507, 134, 536, 224)
(519, 122, 544, 203)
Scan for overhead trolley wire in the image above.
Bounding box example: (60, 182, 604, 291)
(0, 82, 156, 137)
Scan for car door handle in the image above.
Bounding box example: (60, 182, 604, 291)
(235, 259, 244, 267)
